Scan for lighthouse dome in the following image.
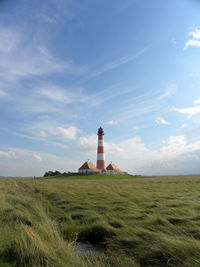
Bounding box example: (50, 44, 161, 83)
(97, 127, 104, 135)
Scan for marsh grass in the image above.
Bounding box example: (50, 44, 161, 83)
(1, 175, 200, 266)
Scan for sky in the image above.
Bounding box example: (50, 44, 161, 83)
(1, 0, 200, 176)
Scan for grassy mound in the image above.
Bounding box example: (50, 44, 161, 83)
(43, 173, 135, 180)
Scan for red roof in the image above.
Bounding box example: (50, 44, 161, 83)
(79, 161, 100, 172)
(106, 163, 121, 173)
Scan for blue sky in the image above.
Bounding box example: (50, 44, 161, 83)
(1, 0, 200, 176)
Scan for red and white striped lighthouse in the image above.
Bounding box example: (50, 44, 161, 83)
(96, 127, 105, 170)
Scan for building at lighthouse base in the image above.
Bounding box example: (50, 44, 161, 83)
(78, 161, 100, 174)
(78, 161, 123, 174)
(106, 163, 122, 174)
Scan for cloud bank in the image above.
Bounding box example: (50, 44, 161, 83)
(1, 132, 200, 176)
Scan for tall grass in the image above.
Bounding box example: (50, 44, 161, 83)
(1, 175, 200, 266)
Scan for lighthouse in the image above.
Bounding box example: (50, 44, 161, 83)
(96, 127, 105, 170)
(78, 127, 124, 175)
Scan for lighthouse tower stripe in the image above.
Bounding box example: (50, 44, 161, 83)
(98, 135, 103, 140)
(97, 153, 105, 160)
(98, 146, 104, 153)
(97, 160, 105, 169)
(97, 140, 104, 146)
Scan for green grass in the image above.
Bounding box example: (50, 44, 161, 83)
(45, 173, 134, 179)
(1, 174, 200, 266)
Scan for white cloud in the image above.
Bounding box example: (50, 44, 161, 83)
(155, 117, 170, 125)
(40, 14, 57, 24)
(108, 135, 200, 175)
(174, 106, 200, 116)
(80, 45, 151, 83)
(0, 90, 7, 97)
(0, 27, 20, 53)
(0, 26, 89, 121)
(184, 29, 200, 50)
(36, 85, 89, 106)
(161, 135, 187, 155)
(0, 147, 78, 176)
(168, 135, 186, 145)
(55, 126, 80, 140)
(194, 98, 200, 105)
(37, 86, 74, 104)
(158, 84, 177, 100)
(184, 39, 200, 50)
(8, 82, 100, 115)
(18, 122, 81, 145)
(0, 150, 16, 158)
(171, 38, 177, 48)
(189, 29, 200, 39)
(39, 130, 47, 137)
(105, 142, 123, 154)
(77, 135, 97, 152)
(112, 84, 176, 125)
(105, 120, 118, 125)
(181, 123, 187, 128)
(23, 101, 62, 114)
(16, 132, 69, 149)
(15, 117, 82, 149)
(33, 153, 42, 162)
(0, 46, 65, 80)
(77, 134, 123, 155)
(0, 26, 86, 84)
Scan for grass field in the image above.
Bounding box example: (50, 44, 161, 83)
(1, 174, 200, 266)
